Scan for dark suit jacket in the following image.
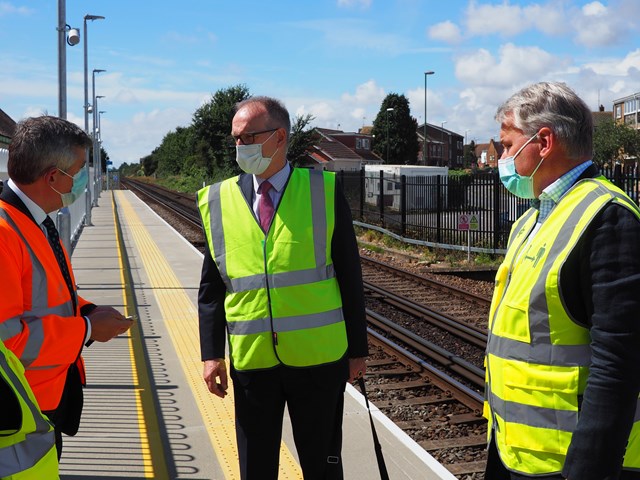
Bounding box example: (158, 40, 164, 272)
(547, 166, 640, 479)
(0, 186, 93, 435)
(198, 168, 369, 366)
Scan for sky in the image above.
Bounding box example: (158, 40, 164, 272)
(1, 0, 640, 168)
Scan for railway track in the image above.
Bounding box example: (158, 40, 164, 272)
(122, 177, 490, 479)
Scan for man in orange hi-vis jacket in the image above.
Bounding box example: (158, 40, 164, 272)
(0, 115, 134, 458)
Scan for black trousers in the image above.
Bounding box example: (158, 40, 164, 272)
(231, 359, 348, 480)
(42, 363, 84, 460)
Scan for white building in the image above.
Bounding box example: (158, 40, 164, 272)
(364, 164, 448, 210)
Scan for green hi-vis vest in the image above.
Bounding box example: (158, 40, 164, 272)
(197, 168, 348, 371)
(0, 340, 58, 479)
(484, 177, 640, 475)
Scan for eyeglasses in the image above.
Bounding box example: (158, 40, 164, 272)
(231, 128, 279, 146)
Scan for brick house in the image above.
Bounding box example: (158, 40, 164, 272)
(303, 128, 383, 171)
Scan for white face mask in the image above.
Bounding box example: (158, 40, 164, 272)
(235, 130, 279, 175)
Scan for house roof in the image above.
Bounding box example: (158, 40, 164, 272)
(312, 135, 362, 161)
(310, 128, 382, 163)
(490, 139, 504, 157)
(0, 109, 16, 139)
(592, 110, 612, 127)
(475, 143, 490, 157)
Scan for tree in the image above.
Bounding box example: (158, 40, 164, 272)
(371, 93, 420, 165)
(593, 119, 640, 166)
(140, 149, 159, 177)
(287, 114, 317, 167)
(155, 126, 195, 176)
(100, 146, 109, 173)
(192, 84, 250, 178)
(464, 140, 477, 168)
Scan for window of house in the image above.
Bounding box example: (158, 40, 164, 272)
(616, 105, 622, 119)
(356, 138, 362, 149)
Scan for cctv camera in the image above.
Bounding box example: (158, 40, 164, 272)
(67, 28, 80, 46)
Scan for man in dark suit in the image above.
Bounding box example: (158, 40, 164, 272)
(0, 115, 133, 457)
(484, 82, 640, 479)
(197, 96, 368, 479)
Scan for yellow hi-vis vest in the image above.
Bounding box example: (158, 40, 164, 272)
(0, 340, 58, 479)
(484, 177, 640, 475)
(197, 168, 348, 371)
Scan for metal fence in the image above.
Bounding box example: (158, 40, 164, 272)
(339, 165, 640, 254)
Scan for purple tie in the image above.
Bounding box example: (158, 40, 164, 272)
(258, 181, 275, 232)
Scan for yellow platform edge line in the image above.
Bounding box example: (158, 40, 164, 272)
(115, 190, 304, 479)
(112, 192, 171, 479)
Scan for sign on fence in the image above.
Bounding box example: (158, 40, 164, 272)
(458, 213, 479, 262)
(458, 213, 479, 231)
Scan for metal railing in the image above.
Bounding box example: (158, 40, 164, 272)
(340, 165, 640, 254)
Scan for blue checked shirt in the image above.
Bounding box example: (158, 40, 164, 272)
(531, 160, 593, 222)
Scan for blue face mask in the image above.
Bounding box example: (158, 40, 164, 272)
(51, 167, 88, 207)
(498, 133, 543, 199)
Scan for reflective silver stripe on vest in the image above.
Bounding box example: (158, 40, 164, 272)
(206, 183, 233, 292)
(0, 351, 54, 476)
(309, 171, 328, 269)
(0, 208, 48, 313)
(227, 307, 344, 336)
(488, 336, 591, 367)
(209, 172, 333, 294)
(488, 389, 578, 432)
(0, 316, 22, 341)
(229, 264, 336, 293)
(489, 184, 610, 366)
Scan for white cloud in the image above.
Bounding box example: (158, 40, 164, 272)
(465, 0, 531, 37)
(106, 108, 192, 166)
(0, 3, 32, 16)
(455, 43, 558, 88)
(459, 1, 567, 39)
(572, 1, 616, 47)
(428, 21, 462, 44)
(341, 79, 385, 105)
(337, 0, 372, 8)
(582, 49, 640, 76)
(583, 1, 607, 15)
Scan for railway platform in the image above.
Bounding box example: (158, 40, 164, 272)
(60, 189, 459, 480)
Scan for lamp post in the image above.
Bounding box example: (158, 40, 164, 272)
(82, 14, 105, 225)
(57, 0, 80, 118)
(92, 68, 106, 199)
(464, 129, 470, 168)
(440, 121, 447, 167)
(93, 94, 105, 198)
(93, 110, 107, 194)
(386, 108, 394, 163)
(98, 111, 108, 190)
(424, 71, 434, 164)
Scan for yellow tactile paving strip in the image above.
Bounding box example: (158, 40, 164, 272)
(114, 195, 171, 479)
(115, 191, 303, 479)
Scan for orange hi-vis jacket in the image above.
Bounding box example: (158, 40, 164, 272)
(0, 200, 89, 412)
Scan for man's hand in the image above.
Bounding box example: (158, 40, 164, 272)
(348, 357, 367, 383)
(88, 307, 134, 342)
(203, 358, 228, 398)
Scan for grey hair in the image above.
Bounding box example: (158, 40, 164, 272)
(495, 82, 593, 159)
(235, 96, 291, 143)
(9, 115, 92, 184)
